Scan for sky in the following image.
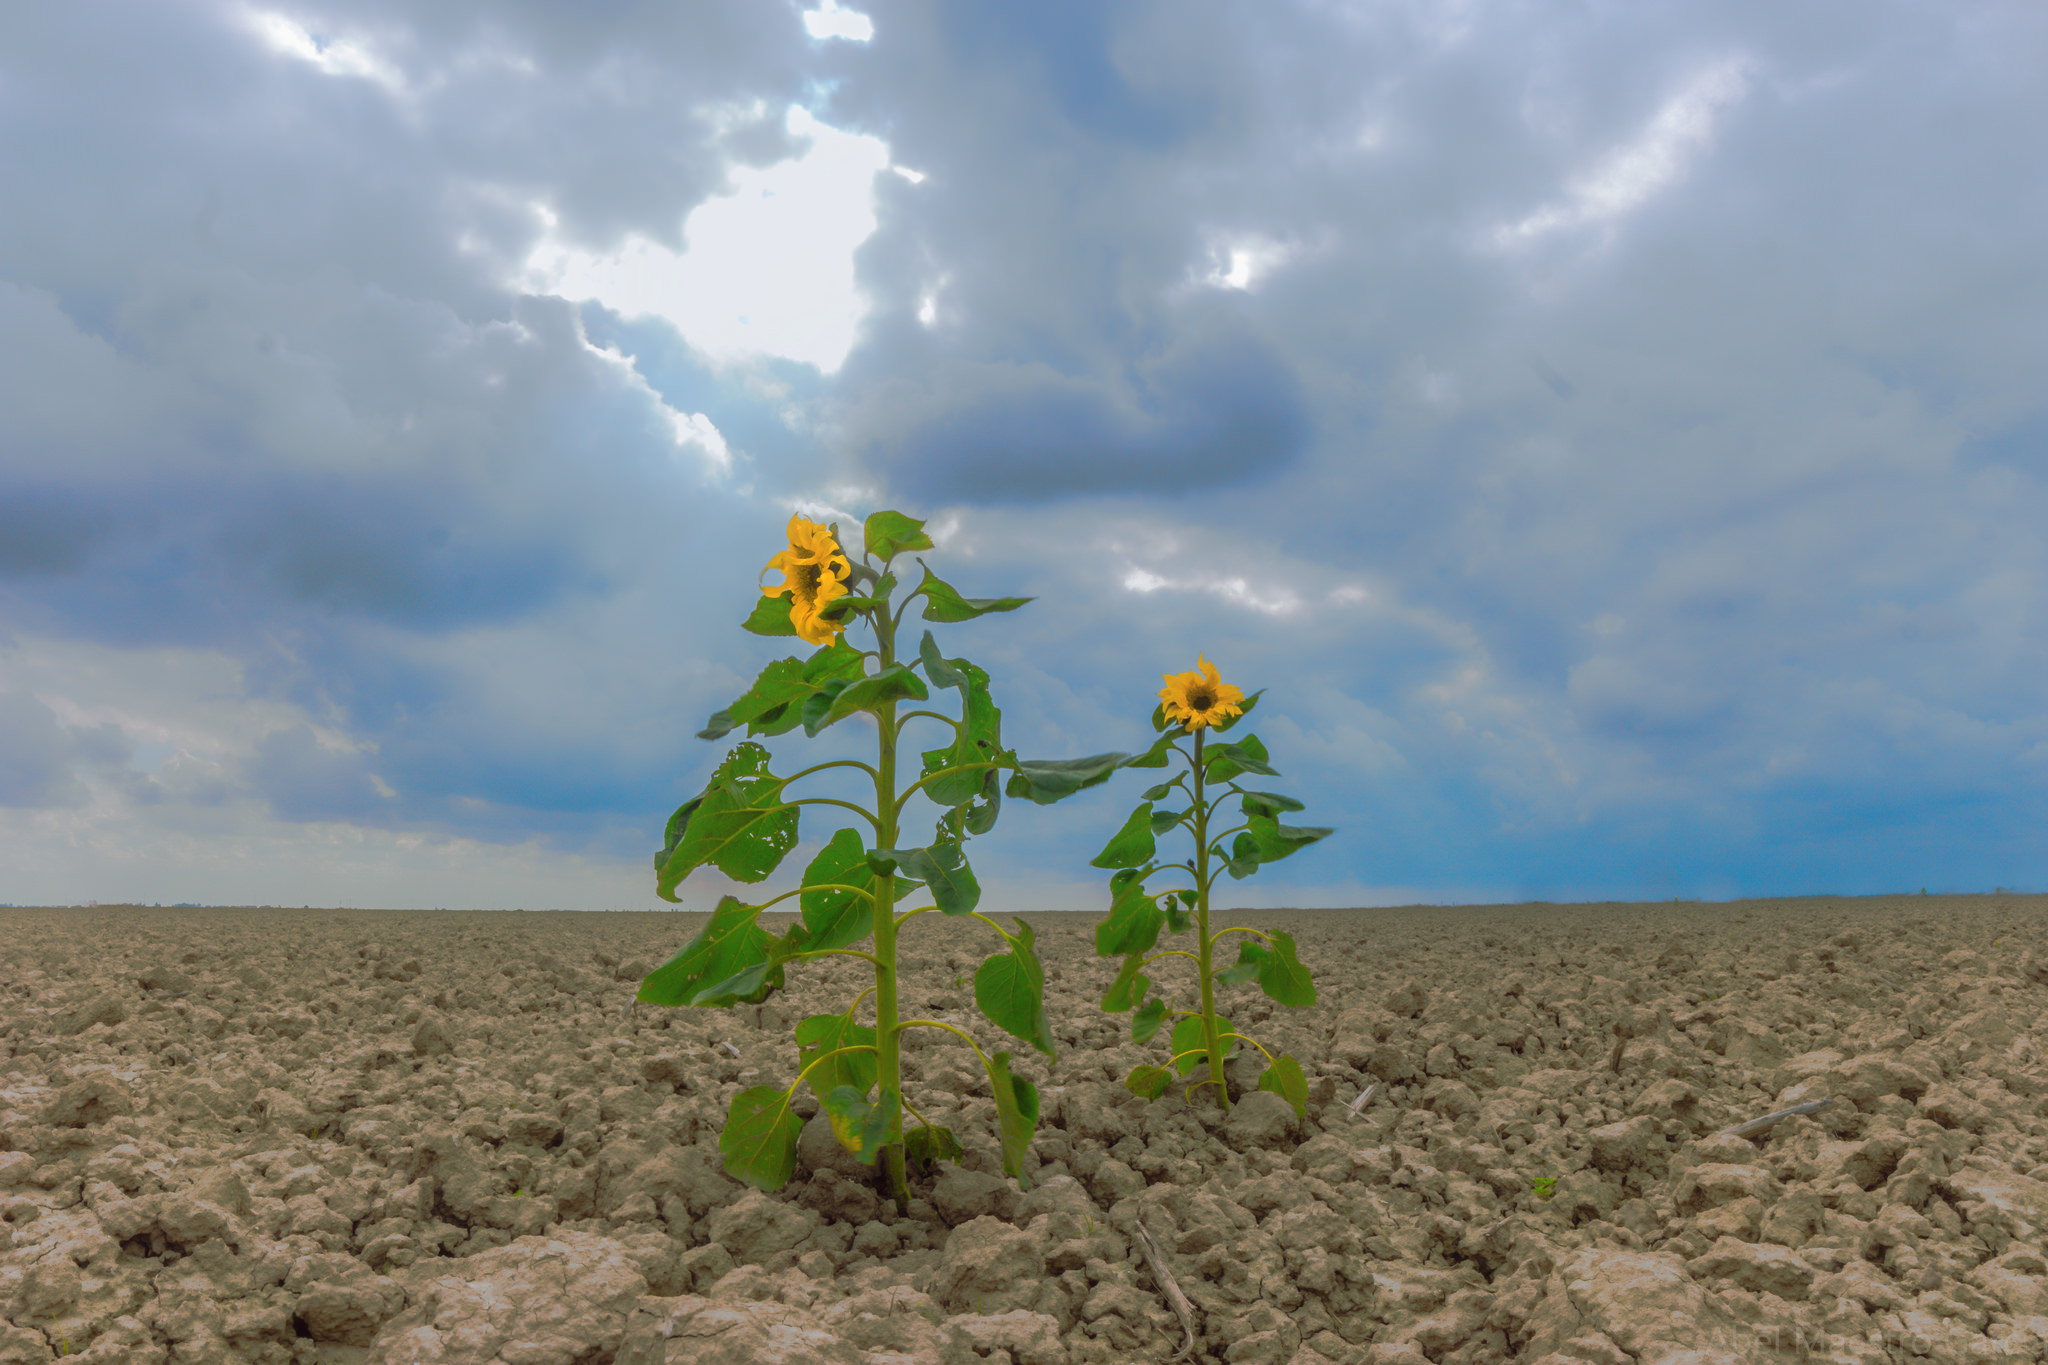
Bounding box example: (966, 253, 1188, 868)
(3, 0, 2046, 912)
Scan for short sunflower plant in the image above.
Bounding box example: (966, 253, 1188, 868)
(1092, 657, 1333, 1115)
(640, 510, 1135, 1210)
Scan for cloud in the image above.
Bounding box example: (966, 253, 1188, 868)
(4, 0, 2048, 910)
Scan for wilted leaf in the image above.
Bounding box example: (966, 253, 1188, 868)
(1125, 1065, 1173, 1100)
(984, 1051, 1040, 1188)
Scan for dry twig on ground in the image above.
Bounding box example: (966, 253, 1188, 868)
(1131, 1217, 1199, 1362)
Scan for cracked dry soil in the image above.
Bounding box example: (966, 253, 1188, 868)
(2, 896, 2047, 1365)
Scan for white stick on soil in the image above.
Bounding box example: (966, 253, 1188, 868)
(1132, 1218, 1199, 1362)
(1718, 1097, 1834, 1139)
(1345, 1083, 1377, 1119)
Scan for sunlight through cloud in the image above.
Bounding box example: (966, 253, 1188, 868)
(521, 107, 893, 373)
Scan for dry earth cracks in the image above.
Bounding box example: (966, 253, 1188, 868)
(2, 897, 2046, 1365)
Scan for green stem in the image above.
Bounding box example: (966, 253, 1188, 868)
(871, 606, 911, 1212)
(1193, 727, 1231, 1112)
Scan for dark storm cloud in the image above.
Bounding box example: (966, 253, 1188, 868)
(5, 0, 2048, 906)
(853, 321, 1311, 500)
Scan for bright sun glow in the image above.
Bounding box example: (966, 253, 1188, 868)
(245, 10, 406, 92)
(522, 107, 894, 373)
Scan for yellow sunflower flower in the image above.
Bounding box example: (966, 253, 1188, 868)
(762, 514, 852, 646)
(1158, 655, 1246, 731)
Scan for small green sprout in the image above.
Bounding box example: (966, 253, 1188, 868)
(1531, 1176, 1557, 1201)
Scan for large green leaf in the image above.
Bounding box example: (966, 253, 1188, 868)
(656, 743, 799, 895)
(984, 1051, 1040, 1188)
(1215, 942, 1262, 986)
(720, 1086, 802, 1190)
(1090, 802, 1157, 870)
(1005, 752, 1128, 805)
(1258, 1053, 1309, 1118)
(822, 1085, 900, 1164)
(1095, 879, 1164, 958)
(1170, 1014, 1234, 1076)
(905, 1124, 963, 1174)
(1203, 734, 1278, 783)
(1131, 997, 1168, 1042)
(1225, 832, 1262, 881)
(698, 644, 868, 742)
(798, 829, 883, 951)
(974, 919, 1055, 1056)
(881, 844, 981, 915)
(688, 923, 805, 1007)
(638, 896, 771, 1007)
(915, 563, 1033, 623)
(1100, 952, 1150, 1011)
(794, 1012, 877, 1097)
(865, 510, 934, 560)
(1124, 1065, 1173, 1100)
(1237, 790, 1305, 818)
(1255, 929, 1317, 1007)
(809, 664, 929, 735)
(742, 594, 799, 637)
(916, 638, 1006, 810)
(1121, 733, 1176, 770)
(1248, 817, 1334, 864)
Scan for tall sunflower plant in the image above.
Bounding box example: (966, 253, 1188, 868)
(1093, 658, 1334, 1116)
(640, 510, 1135, 1211)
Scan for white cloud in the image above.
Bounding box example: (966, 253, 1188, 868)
(245, 10, 407, 94)
(802, 1, 874, 44)
(1201, 235, 1293, 292)
(1495, 58, 1753, 246)
(522, 106, 893, 373)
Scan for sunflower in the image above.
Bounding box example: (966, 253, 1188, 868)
(1158, 655, 1246, 732)
(762, 514, 853, 646)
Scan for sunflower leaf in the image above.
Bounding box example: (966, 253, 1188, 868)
(798, 828, 886, 951)
(656, 743, 798, 895)
(878, 843, 981, 915)
(1226, 832, 1263, 880)
(699, 643, 866, 741)
(822, 1084, 899, 1164)
(688, 922, 806, 1006)
(974, 919, 1056, 1057)
(1100, 952, 1150, 1011)
(904, 1124, 964, 1174)
(1149, 702, 1172, 733)
(1257, 1053, 1309, 1118)
(1170, 1014, 1235, 1076)
(794, 1012, 878, 1097)
(1160, 893, 1193, 935)
(1096, 879, 1164, 958)
(984, 1051, 1041, 1188)
(1140, 780, 1176, 801)
(1005, 752, 1128, 805)
(1254, 929, 1317, 1007)
(1238, 790, 1306, 818)
(1124, 1064, 1173, 1100)
(742, 594, 799, 637)
(637, 895, 772, 1007)
(1203, 734, 1278, 783)
(816, 594, 886, 621)
(1148, 807, 1186, 835)
(1091, 802, 1157, 870)
(1248, 817, 1334, 864)
(719, 1085, 802, 1190)
(1132, 997, 1168, 1041)
(915, 562, 1034, 623)
(813, 664, 929, 734)
(864, 510, 934, 561)
(1215, 942, 1264, 986)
